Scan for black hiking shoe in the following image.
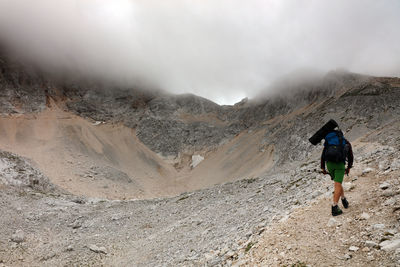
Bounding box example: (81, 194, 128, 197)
(341, 198, 349, 209)
(332, 205, 343, 216)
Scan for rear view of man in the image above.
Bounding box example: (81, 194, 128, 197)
(321, 129, 354, 216)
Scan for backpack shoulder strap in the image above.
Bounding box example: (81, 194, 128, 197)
(336, 131, 344, 148)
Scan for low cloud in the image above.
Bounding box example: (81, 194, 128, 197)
(0, 0, 399, 104)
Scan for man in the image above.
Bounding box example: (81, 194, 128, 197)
(321, 129, 354, 216)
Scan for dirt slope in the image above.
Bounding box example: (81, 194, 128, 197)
(0, 104, 274, 199)
(180, 129, 274, 190)
(0, 106, 180, 199)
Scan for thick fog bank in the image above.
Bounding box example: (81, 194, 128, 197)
(0, 0, 399, 104)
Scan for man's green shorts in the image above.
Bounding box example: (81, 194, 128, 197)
(326, 161, 345, 183)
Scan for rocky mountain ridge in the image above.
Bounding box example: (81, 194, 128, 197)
(2, 54, 399, 163)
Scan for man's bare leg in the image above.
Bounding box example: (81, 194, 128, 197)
(333, 182, 342, 205)
(332, 181, 344, 215)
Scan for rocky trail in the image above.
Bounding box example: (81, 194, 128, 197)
(235, 143, 400, 267)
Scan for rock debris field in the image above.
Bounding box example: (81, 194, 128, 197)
(0, 149, 329, 266)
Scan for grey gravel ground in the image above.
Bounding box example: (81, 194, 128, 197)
(0, 151, 330, 266)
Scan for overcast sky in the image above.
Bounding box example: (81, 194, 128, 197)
(0, 0, 399, 104)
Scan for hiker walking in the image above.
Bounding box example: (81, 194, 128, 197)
(321, 129, 354, 216)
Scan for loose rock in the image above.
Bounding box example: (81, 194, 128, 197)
(382, 190, 396, 197)
(372, 224, 385, 230)
(343, 182, 355, 191)
(380, 239, 400, 251)
(88, 244, 107, 254)
(349, 246, 359, 252)
(343, 254, 352, 260)
(380, 182, 391, 190)
(11, 230, 25, 243)
(360, 212, 370, 220)
(327, 218, 338, 227)
(385, 229, 397, 236)
(362, 247, 370, 252)
(383, 198, 396, 206)
(362, 168, 374, 175)
(365, 241, 378, 248)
